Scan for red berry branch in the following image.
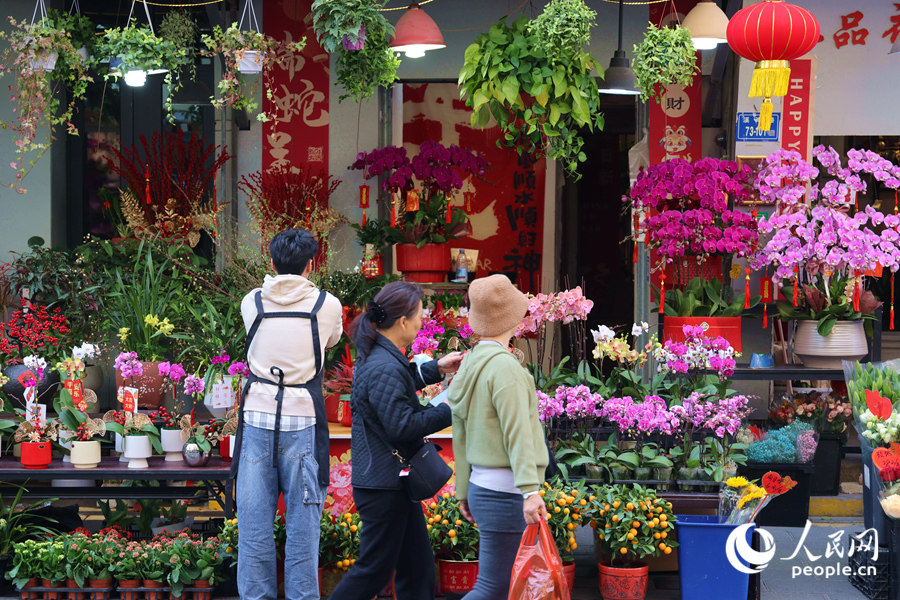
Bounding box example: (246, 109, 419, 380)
(0, 302, 70, 363)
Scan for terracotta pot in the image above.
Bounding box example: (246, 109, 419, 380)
(20, 442, 52, 469)
(395, 243, 450, 283)
(41, 579, 64, 600)
(142, 580, 167, 600)
(439, 559, 479, 594)
(66, 578, 86, 600)
(793, 319, 868, 369)
(562, 561, 576, 599)
(18, 577, 38, 600)
(192, 580, 212, 600)
(115, 361, 166, 409)
(598, 560, 649, 600)
(87, 580, 113, 589)
(117, 580, 141, 600)
(325, 393, 341, 423)
(663, 316, 743, 354)
(70, 440, 101, 469)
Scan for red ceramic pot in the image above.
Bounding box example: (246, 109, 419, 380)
(395, 243, 450, 283)
(66, 578, 86, 600)
(439, 559, 478, 594)
(325, 393, 341, 423)
(21, 442, 51, 469)
(598, 560, 649, 600)
(562, 561, 576, 599)
(338, 398, 352, 427)
(219, 436, 231, 462)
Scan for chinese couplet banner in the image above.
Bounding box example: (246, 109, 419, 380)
(263, 0, 330, 181)
(401, 84, 545, 293)
(780, 58, 816, 163)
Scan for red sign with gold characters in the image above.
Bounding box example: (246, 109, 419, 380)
(263, 0, 329, 178)
(64, 379, 87, 412)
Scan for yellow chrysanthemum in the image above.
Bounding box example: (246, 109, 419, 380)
(726, 477, 749, 488)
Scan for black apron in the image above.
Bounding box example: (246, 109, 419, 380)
(230, 290, 331, 489)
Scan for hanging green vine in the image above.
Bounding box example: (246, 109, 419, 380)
(632, 23, 699, 104)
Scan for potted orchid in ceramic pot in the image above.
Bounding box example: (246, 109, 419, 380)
(753, 147, 900, 368)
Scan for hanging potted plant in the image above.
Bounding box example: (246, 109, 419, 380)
(588, 484, 678, 600)
(200, 22, 306, 121)
(458, 1, 604, 178)
(426, 492, 479, 596)
(350, 142, 488, 283)
(158, 10, 198, 120)
(0, 16, 92, 192)
(632, 22, 699, 104)
(312, 0, 394, 52)
(47, 9, 98, 67)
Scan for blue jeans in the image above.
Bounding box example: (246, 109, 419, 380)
(462, 483, 528, 600)
(236, 424, 325, 600)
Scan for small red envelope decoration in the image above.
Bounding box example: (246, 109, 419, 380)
(865, 389, 893, 421)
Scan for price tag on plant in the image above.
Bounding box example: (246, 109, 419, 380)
(118, 386, 138, 413)
(210, 381, 234, 409)
(25, 398, 46, 427)
(64, 379, 87, 412)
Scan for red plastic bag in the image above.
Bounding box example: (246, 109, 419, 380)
(508, 519, 570, 600)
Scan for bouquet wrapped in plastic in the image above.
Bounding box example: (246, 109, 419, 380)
(719, 472, 797, 524)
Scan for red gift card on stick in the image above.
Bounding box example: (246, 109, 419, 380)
(865, 390, 893, 420)
(871, 447, 900, 470)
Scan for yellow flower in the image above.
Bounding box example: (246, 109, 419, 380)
(144, 314, 161, 328)
(737, 487, 765, 509)
(118, 327, 130, 342)
(157, 318, 174, 335)
(726, 477, 749, 488)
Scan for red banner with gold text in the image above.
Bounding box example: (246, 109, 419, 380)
(263, 1, 329, 179)
(401, 83, 545, 293)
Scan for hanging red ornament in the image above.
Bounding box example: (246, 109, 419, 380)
(144, 166, 151, 205)
(361, 211, 367, 226)
(633, 213, 640, 264)
(390, 193, 397, 228)
(445, 195, 453, 224)
(744, 267, 752, 309)
(463, 191, 474, 214)
(792, 266, 799, 307)
(760, 275, 774, 303)
(853, 274, 861, 312)
(763, 303, 768, 329)
(659, 272, 666, 314)
(406, 189, 420, 212)
(359, 185, 370, 209)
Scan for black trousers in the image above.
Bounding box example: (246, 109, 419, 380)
(328, 486, 435, 600)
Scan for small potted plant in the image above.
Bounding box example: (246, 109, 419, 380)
(104, 413, 162, 469)
(86, 535, 117, 591)
(151, 501, 193, 537)
(179, 374, 212, 467)
(63, 532, 93, 594)
(588, 484, 678, 600)
(632, 22, 699, 104)
(54, 393, 106, 470)
(541, 478, 587, 592)
(200, 23, 306, 121)
(7, 539, 44, 598)
(13, 411, 60, 470)
(35, 539, 67, 598)
(426, 492, 479, 595)
(324, 348, 354, 425)
(350, 219, 391, 279)
(114, 541, 144, 599)
(47, 9, 98, 67)
(140, 543, 169, 600)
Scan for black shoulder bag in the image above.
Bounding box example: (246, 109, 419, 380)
(360, 399, 453, 503)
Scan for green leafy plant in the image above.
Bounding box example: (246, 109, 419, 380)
(100, 24, 188, 120)
(159, 10, 199, 112)
(0, 484, 58, 560)
(425, 493, 479, 562)
(47, 9, 99, 75)
(632, 23, 699, 104)
(386, 193, 469, 248)
(0, 17, 93, 192)
(105, 414, 163, 454)
(653, 277, 760, 317)
(333, 19, 400, 103)
(350, 218, 391, 251)
(587, 484, 678, 565)
(97, 499, 134, 532)
(458, 13, 605, 178)
(527, 0, 596, 61)
(200, 23, 306, 121)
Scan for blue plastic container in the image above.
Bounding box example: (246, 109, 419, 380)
(676, 515, 753, 600)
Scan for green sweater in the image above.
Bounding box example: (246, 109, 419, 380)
(448, 344, 548, 500)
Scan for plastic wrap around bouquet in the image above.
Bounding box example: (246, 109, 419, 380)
(718, 472, 798, 524)
(873, 443, 900, 519)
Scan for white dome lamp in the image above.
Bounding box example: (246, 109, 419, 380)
(683, 0, 730, 51)
(599, 0, 640, 96)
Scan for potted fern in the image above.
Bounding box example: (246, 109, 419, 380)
(201, 23, 306, 121)
(632, 22, 699, 104)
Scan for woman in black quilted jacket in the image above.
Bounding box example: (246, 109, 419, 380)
(329, 281, 463, 600)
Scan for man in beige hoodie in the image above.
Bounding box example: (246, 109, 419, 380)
(233, 229, 343, 600)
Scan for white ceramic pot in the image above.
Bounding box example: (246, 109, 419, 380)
(70, 440, 101, 469)
(76, 46, 89, 63)
(236, 50, 263, 74)
(114, 432, 128, 462)
(123, 435, 152, 469)
(160, 428, 184, 462)
(59, 430, 74, 463)
(794, 319, 868, 369)
(31, 51, 57, 72)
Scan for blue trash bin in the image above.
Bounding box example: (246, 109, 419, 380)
(676, 515, 753, 600)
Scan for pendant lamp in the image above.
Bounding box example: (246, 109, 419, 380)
(599, 0, 640, 95)
(390, 2, 445, 58)
(683, 0, 729, 50)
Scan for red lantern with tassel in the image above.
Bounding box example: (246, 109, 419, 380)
(792, 266, 799, 307)
(760, 272, 773, 329)
(853, 274, 861, 312)
(892, 272, 896, 331)
(445, 195, 453, 224)
(744, 267, 752, 309)
(726, 0, 820, 132)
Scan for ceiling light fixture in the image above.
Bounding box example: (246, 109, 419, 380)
(683, 0, 730, 50)
(599, 0, 640, 96)
(390, 2, 446, 58)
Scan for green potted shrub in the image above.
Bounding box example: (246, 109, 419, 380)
(200, 23, 306, 121)
(0, 17, 92, 192)
(159, 10, 199, 119)
(311, 0, 392, 52)
(458, 0, 604, 178)
(350, 218, 391, 278)
(47, 9, 98, 67)
(632, 22, 699, 104)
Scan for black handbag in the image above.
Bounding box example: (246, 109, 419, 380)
(360, 398, 453, 502)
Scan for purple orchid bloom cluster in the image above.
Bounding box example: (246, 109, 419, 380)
(601, 395, 679, 436)
(652, 325, 737, 380)
(625, 158, 758, 266)
(536, 385, 605, 423)
(114, 352, 143, 380)
(350, 142, 487, 197)
(669, 391, 754, 438)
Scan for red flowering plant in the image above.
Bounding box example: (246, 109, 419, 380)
(350, 142, 489, 247)
(0, 301, 71, 366)
(324, 345, 354, 400)
(150, 406, 181, 431)
(624, 158, 758, 275)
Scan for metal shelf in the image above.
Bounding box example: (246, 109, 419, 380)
(730, 365, 845, 381)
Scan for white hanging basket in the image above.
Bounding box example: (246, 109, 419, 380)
(235, 49, 264, 74)
(31, 50, 57, 72)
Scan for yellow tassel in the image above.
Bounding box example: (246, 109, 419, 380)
(757, 98, 775, 132)
(750, 60, 792, 98)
